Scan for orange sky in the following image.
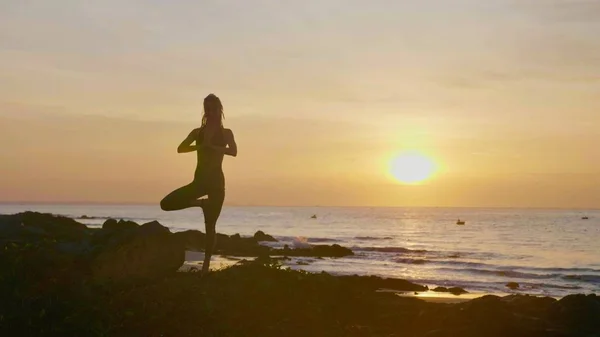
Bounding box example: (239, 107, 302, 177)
(1, 0, 599, 207)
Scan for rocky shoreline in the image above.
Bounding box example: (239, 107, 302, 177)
(1, 212, 598, 336)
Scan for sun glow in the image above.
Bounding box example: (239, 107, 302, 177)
(389, 151, 437, 184)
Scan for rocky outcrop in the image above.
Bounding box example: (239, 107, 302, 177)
(253, 230, 277, 242)
(173, 230, 353, 258)
(0, 211, 89, 242)
(548, 294, 600, 334)
(1, 213, 185, 284)
(0, 212, 354, 285)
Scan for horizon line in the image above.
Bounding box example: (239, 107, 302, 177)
(0, 201, 598, 211)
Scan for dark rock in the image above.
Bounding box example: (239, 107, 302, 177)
(438, 295, 518, 334)
(313, 244, 353, 257)
(0, 212, 357, 287)
(506, 282, 520, 290)
(217, 234, 271, 257)
(275, 244, 353, 257)
(172, 230, 351, 258)
(432, 286, 469, 295)
(254, 230, 277, 242)
(102, 218, 118, 229)
(548, 294, 600, 333)
(0, 221, 45, 240)
(139, 220, 170, 235)
(91, 221, 184, 283)
(395, 258, 428, 265)
(502, 294, 557, 308)
(102, 218, 139, 231)
(56, 241, 93, 255)
(0, 212, 89, 242)
(339, 274, 428, 292)
(92, 220, 140, 248)
(173, 230, 206, 251)
(501, 295, 557, 318)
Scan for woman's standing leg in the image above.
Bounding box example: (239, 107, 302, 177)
(201, 188, 225, 274)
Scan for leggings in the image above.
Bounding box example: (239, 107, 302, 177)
(160, 181, 225, 226)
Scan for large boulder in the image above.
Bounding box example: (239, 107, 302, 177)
(547, 294, 600, 334)
(501, 294, 556, 317)
(172, 230, 206, 251)
(90, 220, 184, 284)
(216, 233, 270, 256)
(0, 212, 89, 242)
(254, 230, 277, 242)
(102, 218, 139, 231)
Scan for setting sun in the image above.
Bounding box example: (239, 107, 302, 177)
(389, 151, 437, 184)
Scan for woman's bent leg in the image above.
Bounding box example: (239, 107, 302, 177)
(160, 183, 204, 211)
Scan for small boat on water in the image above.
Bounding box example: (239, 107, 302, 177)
(582, 216, 589, 220)
(311, 214, 317, 219)
(456, 219, 465, 225)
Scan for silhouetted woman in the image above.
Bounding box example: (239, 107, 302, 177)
(160, 93, 237, 273)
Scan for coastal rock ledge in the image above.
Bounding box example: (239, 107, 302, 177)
(0, 212, 353, 283)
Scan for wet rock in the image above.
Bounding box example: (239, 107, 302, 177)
(313, 244, 353, 257)
(506, 282, 520, 290)
(275, 244, 353, 257)
(432, 286, 469, 295)
(254, 230, 277, 242)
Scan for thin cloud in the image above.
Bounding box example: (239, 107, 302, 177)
(441, 69, 600, 89)
(517, 0, 600, 23)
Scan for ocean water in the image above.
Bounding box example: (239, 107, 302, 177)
(1, 204, 599, 297)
